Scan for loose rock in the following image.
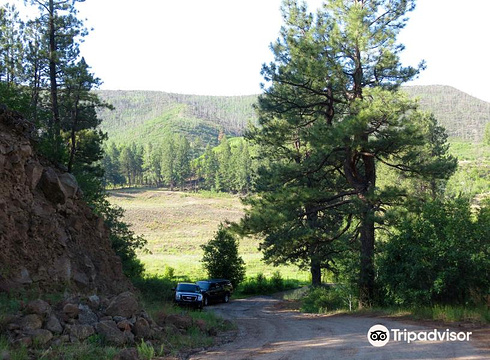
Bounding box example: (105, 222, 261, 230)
(20, 314, 42, 331)
(95, 320, 126, 346)
(105, 291, 139, 318)
(45, 314, 63, 334)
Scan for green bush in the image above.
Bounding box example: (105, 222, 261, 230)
(132, 275, 175, 303)
(237, 272, 300, 296)
(378, 198, 490, 306)
(300, 286, 347, 313)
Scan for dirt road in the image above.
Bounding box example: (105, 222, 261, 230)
(189, 296, 488, 360)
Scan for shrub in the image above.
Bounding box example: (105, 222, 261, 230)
(131, 275, 175, 303)
(300, 286, 347, 313)
(378, 198, 490, 306)
(237, 273, 300, 296)
(137, 339, 155, 360)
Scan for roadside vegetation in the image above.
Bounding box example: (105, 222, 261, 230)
(296, 286, 490, 324)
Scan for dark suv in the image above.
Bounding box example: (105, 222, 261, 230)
(173, 282, 203, 309)
(196, 279, 233, 306)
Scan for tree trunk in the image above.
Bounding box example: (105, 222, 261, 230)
(358, 153, 376, 308)
(48, 0, 61, 157)
(344, 144, 376, 307)
(358, 203, 375, 307)
(310, 257, 322, 287)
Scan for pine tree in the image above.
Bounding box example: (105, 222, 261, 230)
(201, 144, 218, 190)
(60, 57, 112, 173)
(242, 0, 456, 305)
(174, 135, 191, 190)
(201, 224, 246, 288)
(28, 0, 89, 162)
(217, 135, 232, 192)
(161, 135, 176, 190)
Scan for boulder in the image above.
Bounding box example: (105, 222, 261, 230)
(38, 167, 66, 204)
(28, 329, 53, 345)
(63, 303, 79, 319)
(73, 271, 89, 288)
(123, 330, 135, 345)
(95, 320, 126, 346)
(20, 314, 42, 331)
(164, 314, 193, 332)
(50, 256, 72, 282)
(117, 319, 132, 332)
(105, 292, 139, 318)
(13, 268, 32, 285)
(69, 324, 95, 342)
(133, 317, 151, 338)
(78, 304, 98, 325)
(45, 314, 63, 335)
(58, 173, 79, 199)
(25, 162, 43, 190)
(25, 299, 51, 318)
(87, 294, 101, 310)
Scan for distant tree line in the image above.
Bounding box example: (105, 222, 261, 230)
(102, 135, 256, 194)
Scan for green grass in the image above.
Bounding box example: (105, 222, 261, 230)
(108, 188, 309, 281)
(448, 140, 490, 161)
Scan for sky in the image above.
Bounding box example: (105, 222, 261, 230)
(5, 0, 490, 102)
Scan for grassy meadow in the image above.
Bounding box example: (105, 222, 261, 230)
(108, 188, 309, 282)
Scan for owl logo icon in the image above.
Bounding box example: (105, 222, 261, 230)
(367, 324, 390, 347)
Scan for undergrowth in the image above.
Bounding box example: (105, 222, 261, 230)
(298, 286, 490, 324)
(236, 272, 302, 297)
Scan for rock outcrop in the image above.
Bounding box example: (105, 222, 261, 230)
(0, 106, 132, 294)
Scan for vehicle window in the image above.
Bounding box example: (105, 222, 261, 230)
(176, 284, 199, 292)
(196, 281, 210, 290)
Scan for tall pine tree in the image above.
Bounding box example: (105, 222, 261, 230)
(241, 0, 456, 305)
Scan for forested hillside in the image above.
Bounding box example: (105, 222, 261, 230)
(96, 90, 257, 150)
(403, 85, 490, 142)
(96, 86, 490, 146)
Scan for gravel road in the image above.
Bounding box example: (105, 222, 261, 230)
(189, 296, 489, 360)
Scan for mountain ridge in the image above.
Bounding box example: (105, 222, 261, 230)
(96, 85, 490, 148)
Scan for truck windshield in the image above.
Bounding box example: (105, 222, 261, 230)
(176, 284, 200, 292)
(196, 281, 210, 290)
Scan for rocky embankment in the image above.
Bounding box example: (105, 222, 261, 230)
(4, 291, 213, 359)
(0, 106, 131, 294)
(5, 292, 155, 348)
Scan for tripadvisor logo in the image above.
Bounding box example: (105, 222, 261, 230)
(367, 324, 390, 347)
(367, 324, 472, 347)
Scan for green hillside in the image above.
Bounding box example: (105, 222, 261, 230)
(97, 86, 490, 149)
(96, 90, 257, 150)
(402, 85, 490, 142)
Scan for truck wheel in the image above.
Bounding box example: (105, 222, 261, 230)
(204, 296, 209, 306)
